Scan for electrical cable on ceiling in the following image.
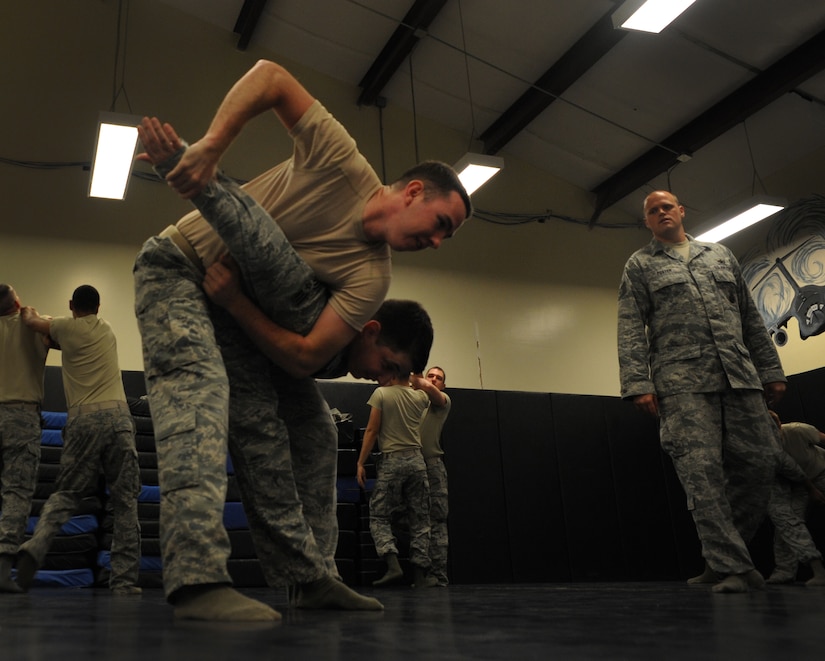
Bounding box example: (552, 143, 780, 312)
(743, 120, 768, 197)
(472, 207, 641, 230)
(377, 102, 387, 184)
(0, 155, 641, 228)
(110, 0, 134, 113)
(408, 54, 420, 165)
(457, 0, 477, 151)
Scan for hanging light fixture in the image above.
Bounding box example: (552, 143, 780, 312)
(612, 0, 699, 34)
(453, 153, 504, 195)
(452, 0, 503, 196)
(693, 196, 786, 242)
(88, 112, 141, 200)
(88, 0, 140, 200)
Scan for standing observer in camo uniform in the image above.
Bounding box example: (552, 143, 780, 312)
(16, 285, 142, 595)
(0, 284, 48, 594)
(419, 366, 451, 586)
(357, 373, 444, 589)
(617, 190, 787, 594)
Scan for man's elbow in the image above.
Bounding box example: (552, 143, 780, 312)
(253, 60, 291, 89)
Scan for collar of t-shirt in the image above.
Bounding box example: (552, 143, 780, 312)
(672, 239, 690, 261)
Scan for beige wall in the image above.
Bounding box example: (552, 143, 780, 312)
(2, 238, 142, 373)
(6, 224, 823, 397)
(0, 232, 625, 395)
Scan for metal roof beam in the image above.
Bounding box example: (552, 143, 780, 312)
(590, 26, 825, 223)
(234, 0, 269, 51)
(479, 9, 627, 155)
(357, 0, 447, 107)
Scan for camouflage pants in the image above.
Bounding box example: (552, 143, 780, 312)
(216, 312, 340, 587)
(369, 451, 431, 569)
(135, 207, 336, 597)
(425, 456, 449, 584)
(658, 389, 779, 575)
(768, 470, 825, 575)
(184, 159, 340, 587)
(20, 408, 141, 588)
(0, 406, 41, 556)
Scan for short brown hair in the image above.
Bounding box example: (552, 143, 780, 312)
(393, 161, 473, 220)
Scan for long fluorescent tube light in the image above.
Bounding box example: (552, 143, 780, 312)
(694, 199, 785, 243)
(453, 153, 504, 195)
(612, 0, 699, 33)
(88, 112, 142, 200)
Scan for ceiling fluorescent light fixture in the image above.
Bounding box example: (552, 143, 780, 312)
(612, 0, 699, 33)
(693, 197, 785, 243)
(453, 153, 504, 195)
(88, 112, 142, 200)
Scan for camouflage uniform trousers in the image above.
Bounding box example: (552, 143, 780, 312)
(0, 405, 41, 556)
(658, 389, 779, 576)
(369, 451, 432, 569)
(215, 310, 340, 587)
(768, 469, 825, 576)
(425, 456, 449, 585)
(135, 171, 337, 595)
(20, 407, 141, 589)
(174, 159, 340, 587)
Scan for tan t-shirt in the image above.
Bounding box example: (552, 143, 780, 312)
(177, 100, 389, 332)
(367, 384, 430, 454)
(420, 392, 451, 459)
(0, 312, 48, 403)
(781, 422, 825, 478)
(49, 316, 126, 408)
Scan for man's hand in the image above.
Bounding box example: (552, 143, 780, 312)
(356, 464, 367, 489)
(163, 137, 223, 200)
(764, 381, 787, 408)
(203, 253, 243, 311)
(20, 306, 37, 323)
(410, 374, 426, 390)
(20, 306, 56, 347)
(634, 393, 659, 417)
(136, 117, 184, 168)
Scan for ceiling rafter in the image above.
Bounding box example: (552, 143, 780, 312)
(234, 0, 269, 51)
(357, 0, 447, 107)
(479, 8, 627, 155)
(589, 25, 825, 224)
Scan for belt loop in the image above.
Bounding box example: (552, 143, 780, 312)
(159, 225, 205, 273)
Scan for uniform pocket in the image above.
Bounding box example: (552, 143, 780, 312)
(154, 408, 200, 491)
(657, 343, 702, 364)
(138, 297, 217, 379)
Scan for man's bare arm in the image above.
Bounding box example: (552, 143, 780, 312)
(411, 375, 447, 407)
(20, 307, 52, 336)
(357, 407, 382, 489)
(204, 259, 357, 378)
(164, 60, 315, 198)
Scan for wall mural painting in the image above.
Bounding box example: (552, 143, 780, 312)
(741, 194, 825, 347)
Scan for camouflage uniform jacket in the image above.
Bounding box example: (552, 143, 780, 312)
(618, 236, 786, 400)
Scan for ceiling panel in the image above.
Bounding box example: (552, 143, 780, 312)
(5, 0, 825, 245)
